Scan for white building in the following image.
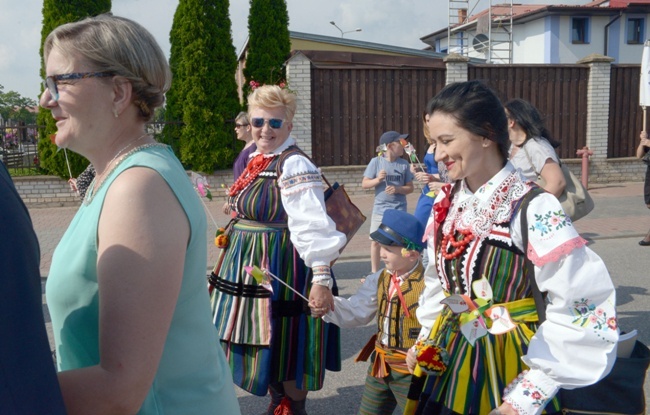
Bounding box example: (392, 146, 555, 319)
(421, 0, 650, 64)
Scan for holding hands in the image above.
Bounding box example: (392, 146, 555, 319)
(309, 284, 334, 318)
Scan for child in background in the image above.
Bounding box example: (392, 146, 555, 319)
(362, 131, 414, 273)
(312, 209, 438, 415)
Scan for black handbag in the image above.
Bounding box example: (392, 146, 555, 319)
(519, 189, 650, 415)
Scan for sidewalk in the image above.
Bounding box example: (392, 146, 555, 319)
(28, 181, 649, 277)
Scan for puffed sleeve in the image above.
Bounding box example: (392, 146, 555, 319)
(278, 154, 346, 269)
(503, 192, 618, 415)
(416, 213, 445, 340)
(322, 271, 380, 328)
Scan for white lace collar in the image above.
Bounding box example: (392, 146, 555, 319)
(443, 162, 530, 239)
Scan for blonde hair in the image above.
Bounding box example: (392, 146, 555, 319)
(235, 111, 249, 124)
(247, 85, 297, 121)
(44, 13, 171, 121)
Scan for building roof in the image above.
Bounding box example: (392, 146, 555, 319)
(238, 30, 452, 61)
(420, 0, 650, 42)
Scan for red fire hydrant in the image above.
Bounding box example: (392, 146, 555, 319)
(576, 146, 593, 189)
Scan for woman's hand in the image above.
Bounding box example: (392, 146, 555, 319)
(414, 171, 431, 183)
(309, 285, 334, 318)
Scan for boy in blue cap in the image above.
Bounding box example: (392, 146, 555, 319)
(312, 209, 438, 415)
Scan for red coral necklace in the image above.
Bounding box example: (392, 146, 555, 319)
(229, 153, 273, 197)
(440, 226, 475, 260)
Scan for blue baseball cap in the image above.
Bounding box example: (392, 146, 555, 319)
(370, 209, 425, 251)
(379, 131, 409, 145)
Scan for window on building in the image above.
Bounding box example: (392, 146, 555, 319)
(572, 17, 590, 44)
(627, 17, 645, 44)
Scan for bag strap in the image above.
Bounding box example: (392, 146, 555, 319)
(519, 187, 548, 323)
(275, 146, 333, 190)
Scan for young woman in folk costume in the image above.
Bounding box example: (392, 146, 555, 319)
(210, 85, 346, 415)
(404, 81, 618, 415)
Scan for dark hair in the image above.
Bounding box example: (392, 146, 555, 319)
(504, 98, 560, 148)
(425, 81, 509, 163)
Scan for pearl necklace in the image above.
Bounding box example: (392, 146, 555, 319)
(83, 141, 164, 205)
(91, 134, 148, 190)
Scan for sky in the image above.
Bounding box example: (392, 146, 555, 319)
(0, 0, 449, 102)
(0, 0, 588, 99)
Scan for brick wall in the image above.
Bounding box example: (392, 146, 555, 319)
(12, 161, 645, 207)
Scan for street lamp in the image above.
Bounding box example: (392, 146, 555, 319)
(329, 21, 362, 37)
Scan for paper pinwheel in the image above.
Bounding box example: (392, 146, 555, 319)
(399, 138, 424, 171)
(440, 276, 517, 346)
(244, 265, 309, 302)
(190, 172, 212, 200)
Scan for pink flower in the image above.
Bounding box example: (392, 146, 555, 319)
(279, 82, 286, 88)
(595, 308, 604, 316)
(531, 391, 542, 400)
(589, 315, 598, 324)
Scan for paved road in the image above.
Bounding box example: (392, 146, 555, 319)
(32, 181, 650, 414)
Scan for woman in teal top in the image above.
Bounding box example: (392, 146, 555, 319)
(40, 14, 240, 414)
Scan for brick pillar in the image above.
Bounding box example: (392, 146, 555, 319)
(576, 53, 615, 160)
(285, 52, 313, 156)
(444, 53, 470, 85)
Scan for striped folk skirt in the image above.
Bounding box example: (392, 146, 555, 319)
(210, 219, 341, 396)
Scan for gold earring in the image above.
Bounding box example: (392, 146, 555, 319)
(113, 109, 119, 118)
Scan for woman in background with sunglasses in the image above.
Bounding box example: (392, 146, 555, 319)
(41, 14, 240, 414)
(223, 111, 256, 215)
(210, 85, 346, 415)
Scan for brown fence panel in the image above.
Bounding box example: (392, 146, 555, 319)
(311, 67, 446, 166)
(469, 65, 589, 159)
(609, 65, 642, 158)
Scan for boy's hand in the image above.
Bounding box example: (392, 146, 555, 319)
(385, 185, 396, 195)
(406, 347, 417, 373)
(377, 169, 387, 182)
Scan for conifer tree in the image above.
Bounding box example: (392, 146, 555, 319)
(164, 0, 241, 173)
(244, 0, 291, 96)
(37, 0, 111, 178)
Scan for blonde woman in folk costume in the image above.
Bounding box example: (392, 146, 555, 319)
(210, 84, 346, 415)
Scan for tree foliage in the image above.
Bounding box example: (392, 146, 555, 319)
(164, 0, 241, 173)
(37, 0, 111, 178)
(0, 84, 37, 125)
(243, 0, 291, 97)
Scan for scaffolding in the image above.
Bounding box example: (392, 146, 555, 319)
(448, 0, 513, 63)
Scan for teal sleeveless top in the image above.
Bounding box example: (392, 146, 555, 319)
(46, 144, 240, 414)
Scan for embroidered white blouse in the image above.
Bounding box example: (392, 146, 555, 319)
(250, 137, 346, 275)
(417, 162, 618, 415)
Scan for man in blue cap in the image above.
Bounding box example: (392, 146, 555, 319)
(313, 209, 438, 415)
